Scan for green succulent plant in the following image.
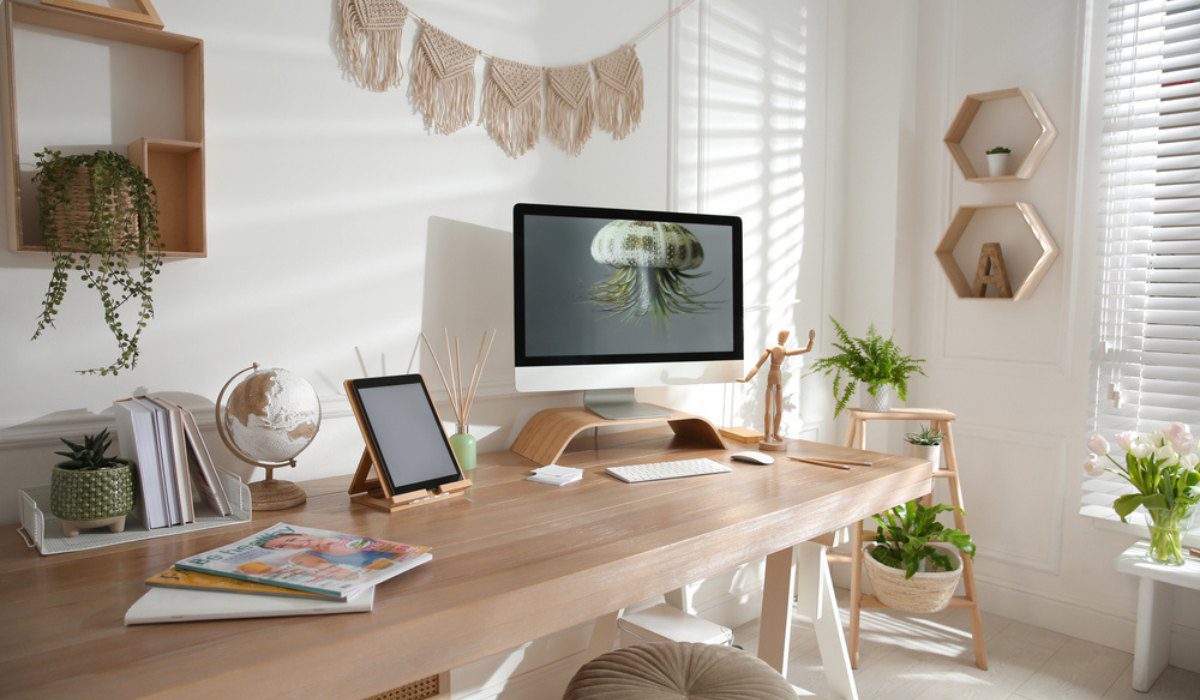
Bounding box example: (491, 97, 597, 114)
(870, 500, 976, 580)
(985, 146, 1011, 155)
(54, 429, 131, 471)
(808, 317, 925, 417)
(906, 425, 943, 446)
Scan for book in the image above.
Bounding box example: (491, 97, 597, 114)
(154, 397, 230, 516)
(113, 399, 169, 529)
(124, 586, 373, 625)
(146, 567, 337, 600)
(147, 397, 194, 523)
(133, 396, 181, 526)
(175, 523, 432, 599)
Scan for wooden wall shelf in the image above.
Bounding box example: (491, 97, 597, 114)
(935, 202, 1058, 301)
(944, 87, 1055, 182)
(1, 1, 206, 258)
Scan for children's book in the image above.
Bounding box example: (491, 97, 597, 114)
(174, 523, 432, 598)
(146, 567, 338, 600)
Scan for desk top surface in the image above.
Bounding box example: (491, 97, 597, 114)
(0, 428, 931, 699)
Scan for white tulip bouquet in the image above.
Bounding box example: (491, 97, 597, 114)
(1085, 423, 1200, 565)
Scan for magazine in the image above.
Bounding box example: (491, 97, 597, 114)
(146, 567, 338, 600)
(174, 523, 432, 598)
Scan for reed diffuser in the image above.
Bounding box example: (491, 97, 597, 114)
(420, 328, 497, 471)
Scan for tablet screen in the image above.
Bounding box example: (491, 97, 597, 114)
(353, 379, 461, 492)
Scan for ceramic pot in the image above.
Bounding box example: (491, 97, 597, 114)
(864, 543, 963, 613)
(907, 442, 942, 471)
(986, 152, 1010, 177)
(50, 465, 134, 537)
(859, 386, 892, 413)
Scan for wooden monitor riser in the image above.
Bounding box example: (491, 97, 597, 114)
(510, 406, 726, 465)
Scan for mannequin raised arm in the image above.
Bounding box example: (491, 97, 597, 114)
(785, 329, 817, 357)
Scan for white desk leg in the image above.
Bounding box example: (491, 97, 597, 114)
(1132, 578, 1171, 692)
(587, 609, 623, 660)
(759, 546, 797, 676)
(795, 542, 859, 700)
(664, 581, 698, 615)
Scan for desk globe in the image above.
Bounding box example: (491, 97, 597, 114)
(215, 363, 321, 511)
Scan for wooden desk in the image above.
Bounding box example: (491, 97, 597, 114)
(0, 428, 932, 699)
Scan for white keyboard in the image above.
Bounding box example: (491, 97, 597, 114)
(606, 458, 732, 483)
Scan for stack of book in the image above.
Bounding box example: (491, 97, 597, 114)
(527, 464, 583, 486)
(125, 523, 432, 624)
(113, 396, 231, 528)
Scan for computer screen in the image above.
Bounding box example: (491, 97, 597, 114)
(514, 204, 742, 368)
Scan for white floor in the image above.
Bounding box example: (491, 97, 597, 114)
(731, 590, 1200, 700)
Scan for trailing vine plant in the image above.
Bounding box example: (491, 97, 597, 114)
(32, 149, 163, 376)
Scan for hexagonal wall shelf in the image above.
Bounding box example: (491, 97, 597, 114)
(944, 87, 1056, 182)
(935, 202, 1058, 301)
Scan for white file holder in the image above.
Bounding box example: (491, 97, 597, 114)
(17, 469, 251, 556)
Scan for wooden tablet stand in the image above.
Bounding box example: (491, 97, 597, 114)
(348, 448, 472, 514)
(510, 406, 726, 466)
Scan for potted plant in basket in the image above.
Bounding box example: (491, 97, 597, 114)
(906, 425, 944, 471)
(865, 500, 977, 613)
(809, 317, 925, 417)
(985, 146, 1011, 177)
(50, 428, 135, 537)
(1085, 423, 1200, 566)
(32, 149, 163, 376)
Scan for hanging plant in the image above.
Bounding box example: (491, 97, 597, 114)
(31, 149, 163, 376)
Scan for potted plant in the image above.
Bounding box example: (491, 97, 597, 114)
(50, 429, 136, 537)
(864, 500, 977, 613)
(809, 317, 925, 417)
(1085, 423, 1200, 566)
(985, 146, 1011, 177)
(31, 149, 163, 376)
(906, 425, 944, 471)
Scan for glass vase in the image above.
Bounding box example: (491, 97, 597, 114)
(449, 426, 477, 472)
(1145, 505, 1196, 566)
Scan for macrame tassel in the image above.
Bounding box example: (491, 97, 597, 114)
(409, 21, 478, 134)
(592, 45, 643, 140)
(481, 58, 544, 158)
(338, 0, 408, 92)
(545, 64, 595, 156)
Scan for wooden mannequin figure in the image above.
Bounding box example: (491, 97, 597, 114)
(737, 328, 816, 451)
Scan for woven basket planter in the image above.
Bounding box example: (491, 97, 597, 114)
(863, 543, 962, 613)
(48, 165, 139, 249)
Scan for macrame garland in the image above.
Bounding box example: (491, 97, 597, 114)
(338, 0, 408, 92)
(545, 64, 595, 156)
(482, 58, 544, 158)
(592, 46, 644, 140)
(409, 21, 478, 134)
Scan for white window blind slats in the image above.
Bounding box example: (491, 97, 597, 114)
(1086, 0, 1200, 526)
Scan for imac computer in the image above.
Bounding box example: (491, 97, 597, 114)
(513, 203, 743, 420)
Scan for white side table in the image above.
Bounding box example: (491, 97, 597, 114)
(1113, 541, 1200, 692)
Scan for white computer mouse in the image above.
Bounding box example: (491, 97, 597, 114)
(731, 451, 774, 465)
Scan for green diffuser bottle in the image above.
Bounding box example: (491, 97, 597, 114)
(450, 426, 477, 472)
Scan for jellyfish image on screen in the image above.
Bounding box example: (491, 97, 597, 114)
(587, 220, 717, 326)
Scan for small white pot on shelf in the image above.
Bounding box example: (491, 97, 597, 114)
(986, 152, 1010, 177)
(859, 385, 892, 413)
(907, 442, 942, 471)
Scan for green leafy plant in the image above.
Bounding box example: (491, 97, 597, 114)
(32, 149, 163, 376)
(906, 425, 943, 446)
(870, 500, 976, 579)
(985, 146, 1011, 155)
(54, 429, 131, 471)
(808, 317, 925, 417)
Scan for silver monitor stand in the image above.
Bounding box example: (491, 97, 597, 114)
(583, 388, 673, 420)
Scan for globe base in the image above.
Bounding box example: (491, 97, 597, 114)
(249, 478, 307, 511)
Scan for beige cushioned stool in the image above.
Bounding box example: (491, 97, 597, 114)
(563, 642, 798, 700)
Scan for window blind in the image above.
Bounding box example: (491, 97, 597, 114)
(1084, 0, 1200, 526)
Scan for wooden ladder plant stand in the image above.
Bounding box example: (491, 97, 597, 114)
(843, 407, 988, 670)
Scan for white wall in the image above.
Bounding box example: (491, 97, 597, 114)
(844, 0, 1200, 673)
(0, 1, 843, 696)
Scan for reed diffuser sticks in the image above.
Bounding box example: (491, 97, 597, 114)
(421, 328, 497, 429)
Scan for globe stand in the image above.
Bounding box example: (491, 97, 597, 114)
(248, 465, 307, 511)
